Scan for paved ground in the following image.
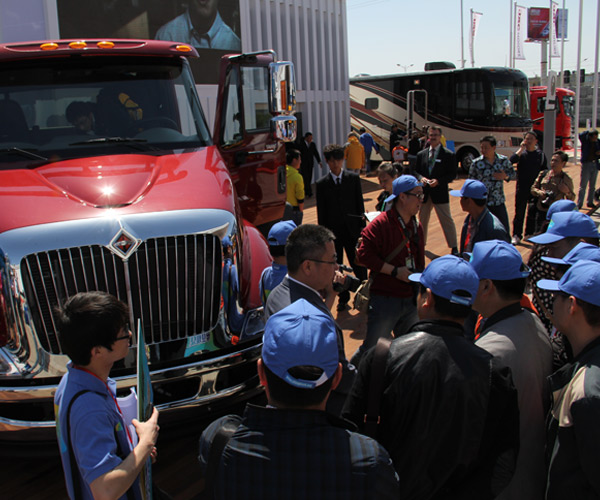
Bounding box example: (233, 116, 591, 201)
(3, 158, 594, 499)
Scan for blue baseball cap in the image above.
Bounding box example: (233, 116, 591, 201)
(450, 179, 488, 200)
(384, 175, 422, 203)
(267, 220, 296, 246)
(469, 240, 530, 280)
(409, 255, 479, 305)
(529, 211, 600, 244)
(537, 260, 600, 307)
(542, 242, 600, 266)
(546, 199, 577, 221)
(262, 299, 339, 389)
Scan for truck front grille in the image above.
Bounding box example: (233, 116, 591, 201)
(21, 234, 222, 354)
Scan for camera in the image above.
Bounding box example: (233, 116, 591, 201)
(540, 190, 555, 208)
(332, 264, 362, 294)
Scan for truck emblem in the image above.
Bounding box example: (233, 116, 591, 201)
(108, 228, 141, 261)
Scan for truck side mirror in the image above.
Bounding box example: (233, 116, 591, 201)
(269, 62, 296, 114)
(271, 115, 297, 142)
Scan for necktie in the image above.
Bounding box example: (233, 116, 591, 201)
(429, 149, 435, 174)
(336, 178, 341, 186)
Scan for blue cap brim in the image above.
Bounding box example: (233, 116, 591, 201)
(384, 193, 397, 203)
(536, 278, 561, 291)
(408, 272, 422, 283)
(528, 232, 563, 244)
(541, 256, 567, 265)
(449, 190, 462, 197)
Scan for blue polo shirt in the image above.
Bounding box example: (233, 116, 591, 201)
(260, 263, 288, 305)
(55, 363, 141, 500)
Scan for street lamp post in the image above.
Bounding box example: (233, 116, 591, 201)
(397, 63, 414, 73)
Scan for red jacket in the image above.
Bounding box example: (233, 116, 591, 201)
(357, 206, 425, 298)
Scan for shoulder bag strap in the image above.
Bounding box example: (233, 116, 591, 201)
(363, 337, 392, 438)
(370, 236, 409, 281)
(66, 390, 91, 500)
(202, 415, 242, 499)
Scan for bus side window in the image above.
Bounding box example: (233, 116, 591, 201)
(365, 97, 379, 110)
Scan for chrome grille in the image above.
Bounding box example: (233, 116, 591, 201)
(21, 234, 222, 354)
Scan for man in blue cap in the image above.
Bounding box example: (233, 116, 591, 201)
(450, 179, 510, 253)
(470, 240, 552, 499)
(537, 260, 600, 499)
(344, 255, 519, 499)
(353, 175, 425, 365)
(259, 220, 296, 305)
(198, 299, 399, 499)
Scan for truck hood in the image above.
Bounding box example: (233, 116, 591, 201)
(37, 154, 161, 207)
(0, 147, 236, 233)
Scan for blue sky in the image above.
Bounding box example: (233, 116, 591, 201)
(346, 0, 599, 78)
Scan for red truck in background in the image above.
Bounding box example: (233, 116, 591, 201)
(0, 39, 296, 443)
(530, 85, 575, 151)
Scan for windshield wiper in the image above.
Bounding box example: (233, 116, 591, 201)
(69, 137, 160, 152)
(0, 147, 49, 162)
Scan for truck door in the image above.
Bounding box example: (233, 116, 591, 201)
(214, 52, 296, 231)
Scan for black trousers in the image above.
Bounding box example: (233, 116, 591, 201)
(301, 164, 313, 196)
(512, 189, 537, 237)
(488, 203, 510, 233)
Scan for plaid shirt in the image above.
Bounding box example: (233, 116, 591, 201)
(469, 153, 516, 206)
(198, 404, 399, 499)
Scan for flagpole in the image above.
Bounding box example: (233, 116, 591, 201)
(509, 0, 513, 68)
(461, 0, 465, 68)
(548, 0, 553, 71)
(513, 2, 517, 68)
(593, 0, 600, 128)
(574, 0, 583, 165)
(560, 0, 566, 86)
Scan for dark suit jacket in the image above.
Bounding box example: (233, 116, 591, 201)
(315, 172, 365, 241)
(415, 146, 457, 204)
(297, 139, 321, 172)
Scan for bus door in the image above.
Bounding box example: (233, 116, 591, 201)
(407, 89, 427, 135)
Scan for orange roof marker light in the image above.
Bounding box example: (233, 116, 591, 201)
(68, 41, 87, 49)
(175, 44, 192, 53)
(97, 41, 115, 49)
(40, 42, 59, 51)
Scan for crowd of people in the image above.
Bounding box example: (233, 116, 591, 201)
(53, 125, 600, 500)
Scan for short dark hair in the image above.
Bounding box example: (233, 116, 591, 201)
(359, 127, 366, 134)
(377, 161, 398, 178)
(428, 125, 443, 135)
(560, 236, 600, 248)
(524, 130, 538, 141)
(304, 132, 313, 139)
(480, 135, 497, 147)
(66, 101, 93, 124)
(576, 297, 600, 327)
(286, 224, 335, 273)
(465, 197, 487, 207)
(262, 363, 334, 407)
(419, 284, 472, 319)
(491, 278, 526, 301)
(269, 244, 286, 258)
(590, 129, 599, 137)
(56, 292, 129, 365)
(323, 144, 345, 161)
(552, 150, 569, 163)
(286, 148, 301, 164)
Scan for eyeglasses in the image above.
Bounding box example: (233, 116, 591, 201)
(114, 329, 131, 342)
(307, 258, 338, 266)
(404, 192, 425, 200)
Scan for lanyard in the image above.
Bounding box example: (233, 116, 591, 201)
(397, 215, 417, 258)
(73, 365, 134, 446)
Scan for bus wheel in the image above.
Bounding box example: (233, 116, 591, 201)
(458, 148, 478, 174)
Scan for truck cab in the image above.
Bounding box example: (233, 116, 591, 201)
(0, 39, 296, 442)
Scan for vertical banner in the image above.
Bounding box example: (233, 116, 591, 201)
(469, 10, 483, 67)
(550, 2, 560, 57)
(515, 5, 527, 60)
(137, 320, 153, 500)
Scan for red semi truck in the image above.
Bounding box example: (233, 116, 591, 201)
(530, 85, 575, 151)
(0, 39, 296, 442)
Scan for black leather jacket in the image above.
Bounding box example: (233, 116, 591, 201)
(343, 320, 519, 500)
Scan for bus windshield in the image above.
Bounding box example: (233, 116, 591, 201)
(491, 81, 529, 120)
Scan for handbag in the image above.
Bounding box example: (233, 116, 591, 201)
(352, 236, 409, 312)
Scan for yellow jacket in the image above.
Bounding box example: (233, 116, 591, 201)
(344, 136, 365, 171)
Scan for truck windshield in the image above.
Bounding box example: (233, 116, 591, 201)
(0, 56, 211, 167)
